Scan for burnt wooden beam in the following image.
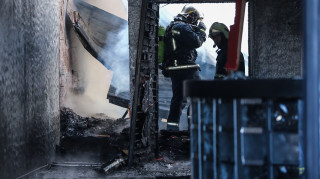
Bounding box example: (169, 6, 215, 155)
(128, 0, 149, 166)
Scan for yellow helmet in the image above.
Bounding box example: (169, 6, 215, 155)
(209, 22, 229, 39)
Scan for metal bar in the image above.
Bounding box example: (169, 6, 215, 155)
(237, 100, 242, 178)
(198, 99, 202, 179)
(184, 79, 303, 99)
(167, 64, 200, 70)
(51, 162, 103, 167)
(213, 99, 217, 179)
(128, 0, 149, 166)
(267, 100, 273, 179)
(298, 100, 305, 176)
(233, 99, 240, 179)
(304, 0, 320, 178)
(240, 127, 263, 134)
(217, 99, 222, 179)
(191, 98, 199, 179)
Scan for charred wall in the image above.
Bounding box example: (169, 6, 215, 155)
(249, 0, 302, 78)
(128, 0, 142, 91)
(0, 1, 59, 178)
(128, 0, 159, 163)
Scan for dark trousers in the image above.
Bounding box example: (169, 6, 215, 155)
(167, 69, 200, 124)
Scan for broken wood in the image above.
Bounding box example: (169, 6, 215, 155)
(102, 158, 126, 173)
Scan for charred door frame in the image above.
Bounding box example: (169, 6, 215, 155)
(128, 0, 160, 166)
(128, 0, 248, 166)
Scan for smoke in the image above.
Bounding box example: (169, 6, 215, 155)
(63, 23, 127, 119)
(98, 21, 129, 95)
(93, 0, 130, 96)
(102, 23, 129, 95)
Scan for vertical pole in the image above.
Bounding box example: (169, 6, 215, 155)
(198, 100, 202, 179)
(128, 0, 148, 166)
(226, 0, 246, 71)
(191, 98, 199, 179)
(213, 99, 217, 179)
(267, 100, 273, 179)
(155, 4, 160, 160)
(304, 0, 320, 178)
(233, 99, 241, 179)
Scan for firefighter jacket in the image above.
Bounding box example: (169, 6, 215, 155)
(215, 40, 245, 79)
(165, 19, 206, 67)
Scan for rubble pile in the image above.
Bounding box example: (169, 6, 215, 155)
(57, 108, 191, 177)
(57, 108, 130, 163)
(60, 107, 129, 137)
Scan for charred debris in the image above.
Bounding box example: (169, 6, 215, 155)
(58, 107, 192, 177)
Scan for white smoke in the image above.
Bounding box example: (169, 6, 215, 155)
(95, 1, 129, 95)
(98, 21, 129, 95)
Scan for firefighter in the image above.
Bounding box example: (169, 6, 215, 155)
(163, 5, 206, 131)
(208, 22, 245, 79)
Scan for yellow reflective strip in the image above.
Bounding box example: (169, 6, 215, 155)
(200, 29, 206, 32)
(299, 167, 305, 174)
(186, 10, 195, 14)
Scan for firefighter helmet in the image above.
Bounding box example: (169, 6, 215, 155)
(209, 22, 229, 39)
(179, 5, 203, 25)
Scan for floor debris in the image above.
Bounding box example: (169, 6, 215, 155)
(27, 108, 192, 178)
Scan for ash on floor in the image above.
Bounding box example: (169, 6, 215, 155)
(21, 108, 191, 179)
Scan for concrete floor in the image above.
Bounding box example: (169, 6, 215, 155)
(22, 160, 191, 179)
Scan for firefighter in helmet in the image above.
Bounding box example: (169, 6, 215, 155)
(163, 5, 206, 131)
(208, 22, 245, 79)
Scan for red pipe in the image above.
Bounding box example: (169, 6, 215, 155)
(225, 0, 246, 72)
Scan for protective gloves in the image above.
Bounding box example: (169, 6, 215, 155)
(197, 22, 207, 42)
(198, 22, 206, 31)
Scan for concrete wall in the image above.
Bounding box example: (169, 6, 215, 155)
(249, 0, 302, 78)
(0, 0, 60, 178)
